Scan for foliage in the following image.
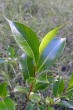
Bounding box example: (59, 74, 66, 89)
(0, 83, 15, 110)
(0, 18, 73, 110)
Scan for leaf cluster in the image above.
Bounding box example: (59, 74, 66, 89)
(0, 18, 72, 110)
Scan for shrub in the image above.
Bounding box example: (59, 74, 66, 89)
(0, 18, 73, 110)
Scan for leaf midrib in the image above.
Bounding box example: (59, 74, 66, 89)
(38, 39, 63, 72)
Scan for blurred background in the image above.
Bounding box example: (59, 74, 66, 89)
(0, 0, 73, 79)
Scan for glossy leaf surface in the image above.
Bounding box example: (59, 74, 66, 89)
(39, 26, 61, 54)
(6, 18, 40, 63)
(37, 37, 66, 72)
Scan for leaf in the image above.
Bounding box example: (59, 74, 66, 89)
(37, 37, 66, 72)
(53, 81, 59, 97)
(14, 86, 29, 94)
(67, 87, 73, 94)
(33, 80, 49, 91)
(0, 98, 15, 110)
(29, 92, 41, 103)
(48, 107, 54, 110)
(37, 73, 48, 83)
(66, 87, 73, 99)
(33, 73, 49, 91)
(46, 97, 54, 105)
(58, 78, 64, 95)
(20, 54, 34, 80)
(5, 18, 40, 63)
(66, 73, 73, 98)
(38, 105, 46, 110)
(53, 78, 64, 97)
(68, 73, 73, 87)
(39, 26, 61, 54)
(57, 101, 73, 108)
(48, 76, 55, 83)
(0, 82, 8, 98)
(27, 102, 35, 110)
(26, 77, 36, 85)
(0, 101, 6, 110)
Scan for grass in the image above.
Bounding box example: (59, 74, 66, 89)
(0, 0, 73, 109)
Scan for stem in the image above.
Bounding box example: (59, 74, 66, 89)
(24, 84, 32, 110)
(24, 65, 36, 109)
(23, 95, 29, 110)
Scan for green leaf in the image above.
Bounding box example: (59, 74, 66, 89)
(33, 80, 49, 91)
(53, 78, 64, 97)
(27, 102, 35, 110)
(0, 98, 15, 110)
(20, 54, 34, 80)
(67, 87, 73, 94)
(48, 76, 55, 83)
(33, 73, 49, 91)
(66, 73, 73, 98)
(0, 101, 6, 110)
(29, 92, 41, 103)
(0, 82, 8, 98)
(57, 101, 73, 108)
(68, 73, 73, 87)
(37, 37, 66, 72)
(58, 78, 64, 95)
(14, 86, 29, 94)
(38, 105, 46, 110)
(46, 97, 54, 105)
(5, 18, 40, 63)
(26, 77, 36, 85)
(48, 107, 54, 110)
(66, 87, 73, 98)
(39, 26, 61, 54)
(53, 81, 59, 97)
(37, 73, 48, 83)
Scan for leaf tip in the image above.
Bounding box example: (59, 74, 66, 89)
(4, 16, 10, 23)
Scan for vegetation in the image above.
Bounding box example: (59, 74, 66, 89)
(0, 0, 73, 110)
(0, 18, 73, 110)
